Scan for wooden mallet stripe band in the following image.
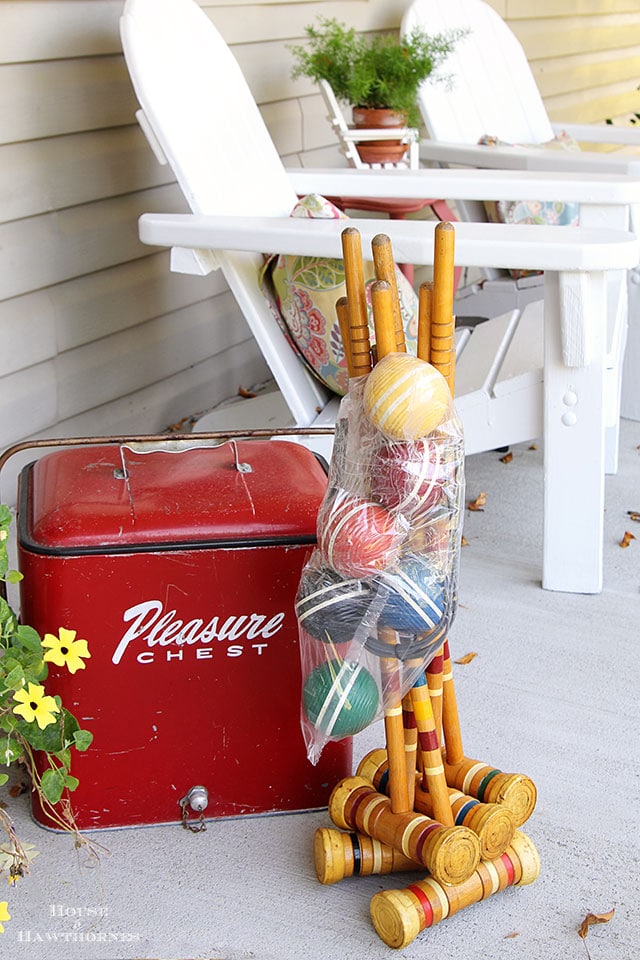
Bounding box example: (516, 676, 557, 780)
(370, 831, 541, 948)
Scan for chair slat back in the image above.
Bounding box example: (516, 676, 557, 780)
(120, 0, 297, 218)
(402, 0, 554, 146)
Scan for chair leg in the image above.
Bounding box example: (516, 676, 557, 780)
(542, 272, 607, 593)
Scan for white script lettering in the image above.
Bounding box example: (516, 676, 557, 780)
(112, 599, 285, 665)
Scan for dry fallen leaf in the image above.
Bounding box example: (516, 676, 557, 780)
(528, 444, 538, 451)
(467, 492, 487, 511)
(619, 531, 636, 548)
(578, 908, 615, 939)
(167, 416, 191, 432)
(627, 510, 640, 523)
(238, 386, 257, 398)
(503, 932, 520, 939)
(499, 451, 513, 463)
(461, 535, 469, 546)
(454, 652, 477, 665)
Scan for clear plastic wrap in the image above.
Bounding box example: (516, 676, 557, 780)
(296, 360, 465, 763)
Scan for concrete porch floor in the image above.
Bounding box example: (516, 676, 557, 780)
(2, 413, 639, 960)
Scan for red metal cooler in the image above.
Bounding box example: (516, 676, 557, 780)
(17, 438, 351, 830)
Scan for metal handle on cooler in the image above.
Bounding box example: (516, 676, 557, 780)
(0, 426, 336, 480)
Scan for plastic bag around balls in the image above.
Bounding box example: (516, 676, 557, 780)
(296, 356, 465, 763)
(296, 549, 456, 764)
(316, 365, 465, 584)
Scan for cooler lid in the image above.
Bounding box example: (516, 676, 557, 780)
(20, 440, 327, 554)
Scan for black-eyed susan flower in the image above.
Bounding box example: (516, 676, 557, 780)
(13, 683, 60, 730)
(0, 900, 10, 932)
(42, 627, 90, 675)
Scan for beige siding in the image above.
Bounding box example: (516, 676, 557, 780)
(0, 0, 636, 504)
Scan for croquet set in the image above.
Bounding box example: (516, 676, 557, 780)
(294, 224, 540, 948)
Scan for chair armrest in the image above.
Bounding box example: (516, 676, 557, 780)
(552, 122, 640, 147)
(288, 167, 640, 207)
(418, 139, 640, 176)
(138, 212, 639, 273)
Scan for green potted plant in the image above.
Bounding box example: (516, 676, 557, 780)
(290, 17, 464, 163)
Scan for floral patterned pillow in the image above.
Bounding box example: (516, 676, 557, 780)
(262, 194, 418, 396)
(479, 133, 580, 277)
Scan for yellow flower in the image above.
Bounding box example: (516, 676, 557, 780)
(0, 900, 10, 932)
(43, 627, 90, 674)
(13, 683, 60, 730)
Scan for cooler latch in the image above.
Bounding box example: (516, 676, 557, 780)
(179, 785, 209, 832)
(229, 439, 252, 473)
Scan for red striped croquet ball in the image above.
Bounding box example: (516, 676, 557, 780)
(318, 492, 405, 579)
(370, 437, 451, 519)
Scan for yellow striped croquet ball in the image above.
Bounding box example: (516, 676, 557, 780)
(363, 353, 451, 441)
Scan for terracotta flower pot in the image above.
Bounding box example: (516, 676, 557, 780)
(352, 106, 410, 164)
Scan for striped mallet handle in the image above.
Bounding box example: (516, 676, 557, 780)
(335, 296, 354, 379)
(430, 221, 456, 395)
(441, 639, 465, 765)
(371, 233, 406, 353)
(369, 830, 540, 948)
(371, 279, 400, 359)
(329, 776, 480, 888)
(406, 230, 456, 820)
(426, 653, 444, 745)
(358, 749, 516, 863)
(401, 692, 418, 810)
(417, 281, 433, 365)
(341, 227, 372, 377)
(378, 624, 411, 815)
(409, 673, 454, 827)
(313, 827, 419, 885)
(371, 271, 412, 815)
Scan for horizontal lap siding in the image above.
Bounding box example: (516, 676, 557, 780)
(0, 0, 634, 507)
(502, 6, 640, 125)
(0, 0, 275, 483)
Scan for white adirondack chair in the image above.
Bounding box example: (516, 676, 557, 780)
(119, 0, 640, 593)
(401, 0, 640, 420)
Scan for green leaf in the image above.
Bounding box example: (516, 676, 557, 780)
(64, 774, 79, 792)
(40, 767, 66, 805)
(3, 664, 25, 690)
(16, 625, 42, 654)
(0, 735, 22, 765)
(73, 729, 93, 752)
(4, 569, 23, 584)
(24, 657, 48, 682)
(0, 773, 8, 786)
(55, 747, 71, 771)
(0, 597, 18, 636)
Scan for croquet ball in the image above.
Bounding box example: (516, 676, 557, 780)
(295, 565, 373, 645)
(363, 353, 451, 440)
(371, 437, 452, 519)
(377, 554, 447, 635)
(318, 491, 405, 578)
(303, 659, 379, 737)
